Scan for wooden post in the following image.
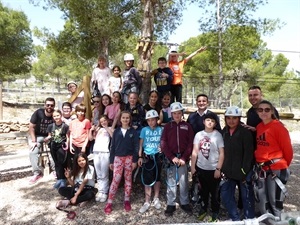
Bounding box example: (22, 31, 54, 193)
(0, 79, 3, 120)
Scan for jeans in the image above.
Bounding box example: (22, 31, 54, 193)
(29, 136, 45, 175)
(220, 178, 255, 221)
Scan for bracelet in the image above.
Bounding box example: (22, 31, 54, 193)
(216, 168, 221, 171)
(139, 156, 143, 158)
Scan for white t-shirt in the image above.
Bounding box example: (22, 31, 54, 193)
(193, 130, 224, 170)
(93, 127, 111, 153)
(91, 67, 111, 95)
(109, 76, 122, 94)
(74, 165, 95, 187)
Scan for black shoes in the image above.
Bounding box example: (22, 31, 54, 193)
(180, 204, 193, 215)
(164, 205, 176, 216)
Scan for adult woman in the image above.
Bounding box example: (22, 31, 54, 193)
(91, 55, 111, 96)
(254, 100, 293, 217)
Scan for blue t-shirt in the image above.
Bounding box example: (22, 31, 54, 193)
(139, 126, 162, 155)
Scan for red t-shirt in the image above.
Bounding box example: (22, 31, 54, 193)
(255, 120, 293, 170)
(69, 118, 91, 147)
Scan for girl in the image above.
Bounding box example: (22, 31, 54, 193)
(124, 92, 145, 136)
(56, 153, 95, 208)
(121, 53, 142, 103)
(91, 55, 111, 96)
(101, 94, 112, 115)
(105, 91, 124, 129)
(160, 92, 172, 126)
(45, 110, 69, 189)
(109, 66, 123, 96)
(104, 111, 139, 214)
(88, 115, 113, 202)
(143, 90, 163, 125)
(69, 104, 91, 167)
(255, 100, 293, 217)
(138, 110, 163, 214)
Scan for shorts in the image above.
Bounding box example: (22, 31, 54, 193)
(141, 153, 162, 186)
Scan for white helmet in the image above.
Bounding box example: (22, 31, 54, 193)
(124, 53, 134, 61)
(145, 110, 159, 119)
(225, 106, 242, 117)
(170, 102, 184, 112)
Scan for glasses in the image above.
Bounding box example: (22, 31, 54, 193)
(68, 85, 76, 89)
(46, 104, 54, 107)
(257, 108, 271, 113)
(62, 108, 71, 111)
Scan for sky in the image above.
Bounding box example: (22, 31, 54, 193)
(2, 0, 300, 71)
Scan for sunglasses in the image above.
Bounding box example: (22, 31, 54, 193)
(46, 104, 55, 107)
(257, 108, 271, 113)
(93, 101, 100, 103)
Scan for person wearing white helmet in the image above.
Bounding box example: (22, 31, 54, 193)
(168, 46, 207, 103)
(121, 53, 142, 104)
(220, 106, 255, 221)
(161, 102, 194, 216)
(137, 109, 163, 214)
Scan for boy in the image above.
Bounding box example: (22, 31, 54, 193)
(220, 106, 255, 221)
(152, 57, 173, 98)
(161, 102, 194, 216)
(138, 110, 163, 214)
(191, 113, 224, 222)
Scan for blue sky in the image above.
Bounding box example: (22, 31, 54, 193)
(2, 0, 299, 71)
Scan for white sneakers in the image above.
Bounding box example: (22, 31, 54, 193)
(139, 198, 161, 214)
(96, 193, 108, 202)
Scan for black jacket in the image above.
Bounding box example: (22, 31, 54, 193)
(221, 124, 254, 181)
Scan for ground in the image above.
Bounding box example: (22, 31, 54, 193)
(0, 106, 299, 225)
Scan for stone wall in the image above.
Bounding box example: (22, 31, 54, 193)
(0, 121, 29, 133)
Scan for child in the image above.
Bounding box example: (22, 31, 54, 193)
(161, 102, 194, 216)
(190, 113, 224, 222)
(121, 53, 142, 103)
(88, 115, 113, 202)
(105, 91, 123, 128)
(104, 111, 139, 214)
(138, 110, 163, 214)
(221, 106, 255, 221)
(91, 96, 103, 126)
(153, 57, 173, 98)
(109, 65, 123, 96)
(91, 55, 111, 95)
(160, 91, 172, 126)
(61, 102, 73, 125)
(45, 110, 69, 189)
(124, 92, 145, 136)
(143, 90, 163, 125)
(69, 104, 91, 167)
(56, 153, 95, 208)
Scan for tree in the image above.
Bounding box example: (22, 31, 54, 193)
(0, 2, 34, 80)
(194, 0, 282, 107)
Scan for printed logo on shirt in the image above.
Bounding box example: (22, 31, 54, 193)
(199, 136, 211, 159)
(257, 132, 270, 146)
(180, 124, 188, 130)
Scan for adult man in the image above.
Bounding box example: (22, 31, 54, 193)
(187, 94, 221, 134)
(168, 47, 206, 103)
(28, 97, 55, 184)
(245, 85, 280, 132)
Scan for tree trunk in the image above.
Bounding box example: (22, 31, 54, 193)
(137, 0, 155, 104)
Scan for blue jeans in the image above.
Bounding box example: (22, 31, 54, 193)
(220, 178, 255, 221)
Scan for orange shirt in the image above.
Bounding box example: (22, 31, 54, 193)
(169, 59, 187, 85)
(69, 118, 91, 147)
(255, 120, 293, 170)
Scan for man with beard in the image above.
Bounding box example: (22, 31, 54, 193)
(28, 97, 55, 184)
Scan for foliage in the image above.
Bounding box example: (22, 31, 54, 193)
(0, 2, 34, 80)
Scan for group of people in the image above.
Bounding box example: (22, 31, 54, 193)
(27, 49, 293, 222)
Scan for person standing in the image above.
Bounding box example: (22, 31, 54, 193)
(254, 100, 293, 218)
(220, 106, 255, 221)
(187, 94, 221, 134)
(28, 97, 55, 184)
(161, 102, 194, 216)
(91, 55, 111, 96)
(168, 47, 206, 103)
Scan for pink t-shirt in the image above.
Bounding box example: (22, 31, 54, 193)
(69, 118, 91, 147)
(105, 103, 120, 120)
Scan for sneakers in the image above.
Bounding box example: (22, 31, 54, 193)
(56, 199, 70, 208)
(152, 198, 161, 210)
(208, 212, 219, 222)
(198, 208, 207, 221)
(164, 205, 176, 217)
(29, 174, 43, 184)
(180, 204, 193, 215)
(124, 201, 131, 212)
(139, 202, 150, 213)
(96, 193, 108, 202)
(104, 203, 112, 214)
(87, 153, 94, 161)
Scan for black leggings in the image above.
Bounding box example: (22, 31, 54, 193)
(50, 143, 67, 179)
(58, 186, 95, 204)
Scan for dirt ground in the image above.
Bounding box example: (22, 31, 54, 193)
(0, 106, 300, 225)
